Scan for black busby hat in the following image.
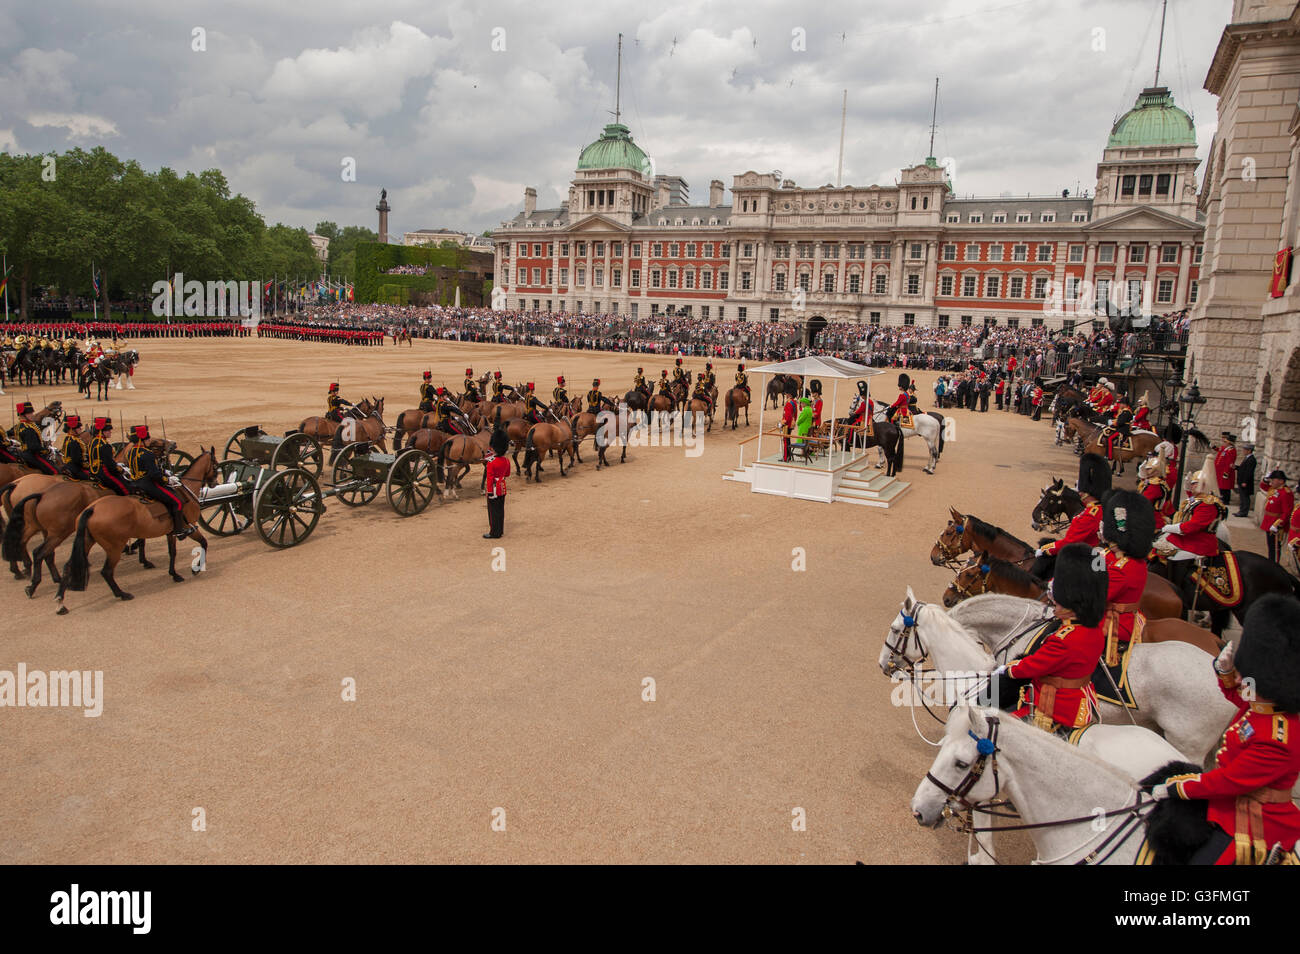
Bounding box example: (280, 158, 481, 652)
(1235, 594, 1300, 712)
(1050, 544, 1108, 628)
(1077, 452, 1112, 499)
(488, 428, 509, 456)
(898, 372, 910, 390)
(1102, 489, 1155, 559)
(857, 381, 868, 395)
(810, 379, 822, 394)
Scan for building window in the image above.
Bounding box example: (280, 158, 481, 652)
(1068, 245, 1084, 263)
(1032, 317, 1044, 328)
(962, 275, 977, 296)
(630, 269, 639, 288)
(667, 270, 678, 289)
(964, 243, 979, 261)
(1189, 280, 1198, 303)
(720, 272, 729, 290)
(613, 242, 623, 257)
(651, 269, 661, 288)
(940, 275, 955, 296)
(961, 315, 972, 327)
(518, 243, 527, 256)
(849, 273, 861, 293)
(1193, 245, 1203, 264)
(874, 273, 887, 294)
(984, 317, 997, 327)
(652, 243, 663, 257)
(1041, 212, 1055, 223)
(737, 307, 747, 319)
(796, 242, 813, 258)
(871, 243, 887, 259)
(631, 243, 641, 257)
(1073, 212, 1088, 223)
(909, 243, 923, 260)
(817, 243, 834, 259)
(942, 244, 957, 261)
(576, 268, 585, 285)
(669, 243, 679, 257)
(938, 314, 950, 327)
(1009, 276, 1024, 298)
(702, 271, 713, 289)
(1033, 276, 1049, 298)
(1065, 276, 1079, 300)
(515, 268, 524, 285)
(988, 245, 1004, 262)
(594, 268, 604, 286)
(799, 272, 811, 292)
(969, 214, 983, 224)
(903, 313, 915, 325)
(1096, 279, 1110, 309)
(1161, 245, 1179, 264)
(631, 303, 638, 317)
(823, 273, 835, 293)
(700, 306, 709, 318)
(907, 274, 920, 295)
(719, 243, 730, 258)
(560, 268, 569, 286)
(774, 272, 787, 291)
(686, 243, 696, 257)
(1098, 244, 1115, 263)
(1121, 175, 1136, 197)
(1157, 278, 1173, 303)
(869, 312, 881, 325)
(741, 271, 752, 290)
(911, 196, 917, 210)
(531, 268, 541, 284)
(1007, 317, 1019, 329)
(577, 242, 587, 256)
(1062, 319, 1074, 334)
(1138, 174, 1153, 196)
(946, 214, 960, 223)
(991, 213, 1006, 223)
(1013, 244, 1028, 262)
(1129, 245, 1145, 264)
(547, 268, 554, 285)
(774, 243, 790, 259)
(848, 243, 865, 259)
(1016, 212, 1030, 223)
(683, 271, 694, 289)
(770, 308, 780, 321)
(985, 275, 1000, 297)
(1156, 174, 1171, 196)
(594, 242, 605, 256)
(1036, 244, 1053, 262)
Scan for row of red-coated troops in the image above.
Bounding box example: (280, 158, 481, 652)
(2, 321, 247, 338)
(256, 324, 384, 345)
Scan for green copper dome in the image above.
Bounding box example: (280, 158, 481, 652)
(577, 123, 652, 176)
(1107, 87, 1195, 148)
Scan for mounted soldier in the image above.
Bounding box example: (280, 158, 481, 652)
(671, 357, 686, 390)
(463, 368, 480, 403)
(552, 375, 569, 407)
(124, 423, 193, 539)
(657, 370, 673, 399)
(633, 367, 648, 395)
(1100, 393, 1134, 463)
(1036, 453, 1110, 561)
(14, 402, 58, 474)
(524, 383, 547, 425)
(886, 372, 914, 427)
(1132, 391, 1152, 431)
(1153, 454, 1228, 592)
(586, 379, 605, 414)
(491, 370, 506, 403)
(700, 361, 717, 397)
(1138, 450, 1174, 529)
(734, 363, 749, 397)
(88, 418, 129, 495)
(326, 383, 353, 423)
(1099, 489, 1155, 667)
(417, 371, 435, 413)
(690, 377, 712, 414)
(59, 414, 92, 482)
(434, 388, 463, 434)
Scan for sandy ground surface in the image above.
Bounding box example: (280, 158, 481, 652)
(1, 338, 1270, 864)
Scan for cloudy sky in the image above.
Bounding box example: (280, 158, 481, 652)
(1, 0, 1228, 238)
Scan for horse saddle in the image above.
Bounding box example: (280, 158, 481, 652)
(1190, 552, 1244, 608)
(897, 411, 914, 429)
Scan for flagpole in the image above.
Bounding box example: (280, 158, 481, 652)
(92, 261, 98, 324)
(3, 253, 9, 324)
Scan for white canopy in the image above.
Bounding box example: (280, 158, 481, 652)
(746, 355, 885, 379)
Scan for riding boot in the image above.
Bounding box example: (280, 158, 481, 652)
(171, 508, 192, 540)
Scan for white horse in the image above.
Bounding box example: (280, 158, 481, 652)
(943, 592, 1236, 764)
(913, 707, 1154, 864)
(873, 408, 946, 474)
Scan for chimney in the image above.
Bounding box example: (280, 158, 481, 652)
(524, 187, 537, 215)
(709, 179, 724, 208)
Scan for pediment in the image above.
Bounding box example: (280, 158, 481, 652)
(564, 214, 631, 234)
(1083, 206, 1200, 233)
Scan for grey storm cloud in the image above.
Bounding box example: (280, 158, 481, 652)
(0, 0, 1225, 237)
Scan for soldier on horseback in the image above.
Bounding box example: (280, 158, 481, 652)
(1153, 455, 1228, 592)
(657, 370, 673, 400)
(463, 368, 480, 403)
(14, 402, 58, 474)
(1036, 453, 1109, 559)
(1132, 392, 1152, 431)
(586, 379, 605, 414)
(60, 414, 92, 482)
(89, 418, 129, 496)
(434, 389, 463, 434)
(524, 383, 547, 425)
(734, 363, 749, 397)
(491, 371, 506, 403)
(418, 371, 435, 413)
(1139, 452, 1173, 529)
(326, 383, 353, 423)
(1099, 489, 1155, 667)
(124, 424, 193, 539)
(553, 375, 569, 407)
(691, 377, 712, 414)
(886, 373, 914, 427)
(700, 362, 717, 395)
(671, 357, 686, 390)
(1100, 393, 1133, 463)
(633, 367, 648, 394)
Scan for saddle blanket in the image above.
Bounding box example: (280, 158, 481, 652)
(1191, 552, 1243, 608)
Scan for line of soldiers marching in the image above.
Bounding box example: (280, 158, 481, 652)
(258, 323, 384, 345)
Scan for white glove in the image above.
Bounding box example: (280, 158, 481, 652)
(1150, 783, 1171, 801)
(1034, 548, 1045, 558)
(1158, 523, 1176, 534)
(168, 475, 182, 488)
(990, 665, 1008, 680)
(1213, 641, 1236, 676)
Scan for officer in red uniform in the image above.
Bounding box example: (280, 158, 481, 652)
(1099, 489, 1155, 666)
(781, 393, 797, 462)
(1154, 455, 1228, 594)
(1132, 392, 1152, 431)
(483, 428, 511, 539)
(1031, 376, 1044, 421)
(1138, 456, 1172, 530)
(1288, 499, 1300, 556)
(1156, 594, 1300, 864)
(887, 373, 913, 426)
(1215, 432, 1237, 509)
(810, 379, 823, 428)
(1259, 469, 1294, 563)
(993, 543, 1107, 732)
(1037, 453, 1110, 560)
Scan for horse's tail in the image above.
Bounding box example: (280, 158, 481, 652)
(1, 492, 41, 561)
(932, 413, 946, 455)
(523, 428, 536, 471)
(894, 425, 905, 471)
(62, 507, 95, 592)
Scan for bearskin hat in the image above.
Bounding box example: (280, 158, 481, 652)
(1102, 489, 1155, 559)
(857, 381, 868, 395)
(1077, 452, 1112, 499)
(1235, 594, 1300, 711)
(488, 428, 509, 456)
(898, 372, 911, 390)
(810, 379, 822, 394)
(1050, 543, 1108, 628)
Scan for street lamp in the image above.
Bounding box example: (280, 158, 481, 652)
(1171, 379, 1206, 510)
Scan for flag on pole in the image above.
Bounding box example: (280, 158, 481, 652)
(92, 264, 100, 295)
(0, 265, 11, 298)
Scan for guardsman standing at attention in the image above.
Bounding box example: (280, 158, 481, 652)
(586, 379, 604, 414)
(1259, 470, 1295, 563)
(88, 418, 129, 496)
(1215, 432, 1238, 510)
(60, 414, 92, 482)
(1099, 489, 1155, 667)
(735, 363, 749, 396)
(125, 424, 193, 539)
(992, 543, 1107, 733)
(1154, 594, 1300, 865)
(14, 402, 58, 474)
(552, 375, 569, 407)
(326, 383, 352, 423)
(1037, 453, 1110, 559)
(491, 370, 506, 403)
(463, 368, 479, 402)
(524, 383, 546, 424)
(418, 371, 436, 413)
(483, 428, 511, 539)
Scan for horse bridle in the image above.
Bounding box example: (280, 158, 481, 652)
(949, 562, 991, 600)
(933, 522, 967, 569)
(924, 716, 1003, 817)
(884, 602, 930, 674)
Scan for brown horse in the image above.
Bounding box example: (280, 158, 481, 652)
(436, 428, 492, 498)
(1083, 428, 1162, 475)
(298, 397, 379, 444)
(55, 449, 219, 612)
(723, 387, 750, 429)
(930, 508, 1036, 570)
(522, 421, 577, 482)
(594, 406, 631, 469)
(683, 395, 714, 433)
(648, 390, 677, 427)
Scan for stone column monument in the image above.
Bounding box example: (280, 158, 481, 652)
(376, 189, 391, 244)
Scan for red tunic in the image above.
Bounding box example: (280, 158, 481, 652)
(1258, 482, 1295, 534)
(1215, 445, 1237, 491)
(484, 453, 510, 497)
(1289, 504, 1300, 549)
(1140, 478, 1170, 529)
(1104, 548, 1147, 642)
(813, 398, 823, 428)
(1170, 675, 1300, 864)
(1008, 620, 1104, 729)
(1041, 501, 1101, 555)
(1165, 497, 1225, 557)
(1132, 406, 1151, 429)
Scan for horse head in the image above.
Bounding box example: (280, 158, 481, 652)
(911, 707, 1002, 829)
(881, 586, 927, 676)
(931, 510, 968, 567)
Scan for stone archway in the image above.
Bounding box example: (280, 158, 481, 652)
(805, 314, 827, 348)
(1265, 349, 1300, 476)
